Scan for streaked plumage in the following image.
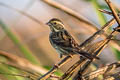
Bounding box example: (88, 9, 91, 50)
(47, 18, 99, 60)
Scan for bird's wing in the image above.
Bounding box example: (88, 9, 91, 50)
(59, 30, 78, 48)
(50, 30, 99, 60)
(50, 30, 78, 48)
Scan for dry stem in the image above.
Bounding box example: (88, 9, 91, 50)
(105, 0, 120, 25)
(82, 61, 120, 80)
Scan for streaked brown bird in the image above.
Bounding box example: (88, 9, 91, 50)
(47, 18, 99, 60)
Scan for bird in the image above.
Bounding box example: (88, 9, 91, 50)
(46, 18, 99, 60)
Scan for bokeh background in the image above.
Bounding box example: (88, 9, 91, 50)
(0, 0, 120, 80)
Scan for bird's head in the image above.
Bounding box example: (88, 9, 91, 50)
(46, 18, 64, 32)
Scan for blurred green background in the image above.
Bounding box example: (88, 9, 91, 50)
(0, 0, 120, 80)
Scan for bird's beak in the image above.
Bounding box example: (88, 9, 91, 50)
(46, 22, 48, 25)
(46, 22, 51, 26)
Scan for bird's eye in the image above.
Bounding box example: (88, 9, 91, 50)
(54, 22, 57, 25)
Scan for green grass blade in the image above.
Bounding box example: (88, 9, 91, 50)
(87, 0, 120, 60)
(91, 0, 120, 60)
(91, 0, 107, 25)
(0, 64, 26, 80)
(0, 20, 40, 65)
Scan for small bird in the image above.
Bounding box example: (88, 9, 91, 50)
(47, 18, 99, 60)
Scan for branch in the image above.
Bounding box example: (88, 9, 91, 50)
(0, 1, 120, 51)
(38, 55, 72, 80)
(105, 0, 120, 25)
(0, 72, 35, 80)
(42, 0, 120, 51)
(82, 61, 120, 80)
(42, 0, 96, 29)
(104, 72, 120, 80)
(60, 12, 118, 79)
(0, 51, 47, 74)
(59, 56, 86, 80)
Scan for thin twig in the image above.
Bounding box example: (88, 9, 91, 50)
(60, 31, 106, 79)
(0, 62, 40, 77)
(0, 2, 120, 51)
(0, 61, 59, 80)
(79, 17, 115, 48)
(99, 9, 113, 15)
(39, 15, 115, 79)
(104, 71, 120, 80)
(0, 72, 35, 80)
(42, 0, 95, 28)
(39, 17, 110, 79)
(82, 61, 120, 80)
(73, 38, 111, 80)
(0, 51, 48, 74)
(73, 10, 120, 79)
(39, 0, 120, 79)
(60, 13, 117, 79)
(50, 75, 60, 79)
(61, 34, 108, 79)
(74, 23, 120, 79)
(42, 0, 120, 51)
(1, 0, 120, 79)
(38, 55, 72, 80)
(99, 9, 120, 20)
(105, 0, 120, 25)
(59, 56, 86, 80)
(74, 23, 120, 80)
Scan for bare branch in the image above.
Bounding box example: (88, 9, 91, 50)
(104, 72, 120, 80)
(105, 0, 120, 25)
(0, 51, 48, 74)
(42, 0, 120, 51)
(82, 61, 120, 80)
(42, 0, 96, 29)
(0, 1, 120, 51)
(0, 72, 35, 80)
(38, 55, 72, 80)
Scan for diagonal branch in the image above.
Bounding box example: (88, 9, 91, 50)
(38, 55, 72, 80)
(0, 1, 120, 51)
(0, 72, 35, 80)
(60, 12, 117, 79)
(0, 51, 47, 74)
(42, 0, 96, 28)
(82, 61, 120, 80)
(73, 38, 111, 80)
(59, 56, 86, 80)
(42, 0, 120, 51)
(104, 71, 120, 80)
(105, 0, 120, 25)
(74, 22, 120, 79)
